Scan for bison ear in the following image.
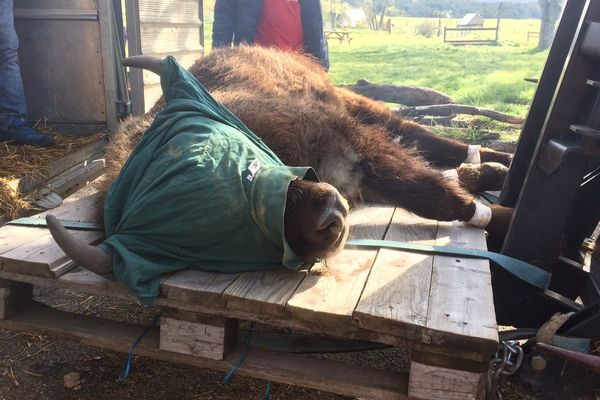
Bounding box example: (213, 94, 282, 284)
(122, 55, 162, 75)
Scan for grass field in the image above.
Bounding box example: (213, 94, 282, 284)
(204, 17, 549, 141)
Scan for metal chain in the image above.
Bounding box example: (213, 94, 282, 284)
(487, 340, 524, 400)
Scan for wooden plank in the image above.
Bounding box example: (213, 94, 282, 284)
(0, 186, 101, 256)
(7, 139, 106, 194)
(286, 206, 394, 329)
(353, 208, 437, 335)
(0, 185, 103, 278)
(138, 0, 201, 24)
(46, 157, 105, 197)
(223, 269, 307, 316)
(1, 302, 410, 400)
(161, 269, 238, 306)
(408, 361, 483, 400)
(1, 229, 104, 278)
(140, 25, 202, 54)
(427, 221, 498, 350)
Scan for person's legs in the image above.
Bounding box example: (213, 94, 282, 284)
(0, 0, 54, 146)
(0, 0, 26, 129)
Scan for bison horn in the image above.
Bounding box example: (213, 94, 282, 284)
(46, 214, 113, 274)
(122, 55, 162, 75)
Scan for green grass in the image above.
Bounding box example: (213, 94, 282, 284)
(204, 18, 549, 140)
(327, 25, 547, 117)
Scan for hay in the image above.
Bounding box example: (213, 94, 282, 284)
(0, 122, 107, 221)
(0, 178, 36, 220)
(0, 123, 106, 180)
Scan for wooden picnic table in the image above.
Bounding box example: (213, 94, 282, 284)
(0, 185, 498, 399)
(325, 30, 352, 44)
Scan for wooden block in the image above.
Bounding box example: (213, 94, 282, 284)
(408, 361, 484, 400)
(159, 314, 237, 360)
(0, 279, 33, 320)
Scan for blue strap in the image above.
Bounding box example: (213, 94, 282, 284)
(479, 192, 500, 204)
(223, 321, 255, 384)
(345, 239, 551, 290)
(263, 381, 272, 400)
(119, 313, 162, 383)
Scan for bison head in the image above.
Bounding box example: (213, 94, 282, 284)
(44, 56, 350, 275)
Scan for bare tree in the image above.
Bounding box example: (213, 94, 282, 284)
(358, 0, 392, 30)
(537, 0, 566, 49)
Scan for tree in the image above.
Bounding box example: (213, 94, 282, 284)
(537, 0, 566, 49)
(358, 0, 393, 30)
(327, 0, 351, 30)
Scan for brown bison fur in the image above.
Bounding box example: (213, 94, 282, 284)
(101, 45, 513, 238)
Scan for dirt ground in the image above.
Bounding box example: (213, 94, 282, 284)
(0, 286, 411, 400)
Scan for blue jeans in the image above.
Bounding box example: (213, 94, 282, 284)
(0, 0, 27, 131)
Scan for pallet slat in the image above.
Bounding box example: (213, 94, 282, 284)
(161, 269, 239, 306)
(286, 206, 394, 329)
(224, 269, 307, 316)
(353, 208, 437, 336)
(427, 221, 498, 348)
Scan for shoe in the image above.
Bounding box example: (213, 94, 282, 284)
(0, 119, 56, 147)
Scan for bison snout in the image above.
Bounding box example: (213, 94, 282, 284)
(284, 180, 350, 264)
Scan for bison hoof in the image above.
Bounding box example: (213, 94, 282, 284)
(457, 162, 508, 194)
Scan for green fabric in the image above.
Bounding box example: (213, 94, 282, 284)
(101, 56, 317, 304)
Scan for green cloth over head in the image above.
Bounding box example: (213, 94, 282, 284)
(101, 56, 317, 304)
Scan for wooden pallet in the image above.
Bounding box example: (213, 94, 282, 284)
(0, 186, 498, 399)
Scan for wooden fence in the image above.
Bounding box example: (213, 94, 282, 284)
(443, 26, 499, 45)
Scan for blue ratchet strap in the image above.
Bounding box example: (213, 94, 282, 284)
(119, 313, 162, 382)
(7, 217, 104, 231)
(223, 321, 255, 384)
(345, 239, 552, 290)
(479, 192, 500, 204)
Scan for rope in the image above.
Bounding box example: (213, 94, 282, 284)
(119, 313, 162, 383)
(223, 321, 255, 384)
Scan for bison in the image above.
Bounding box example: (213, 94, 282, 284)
(48, 45, 514, 283)
(134, 45, 512, 233)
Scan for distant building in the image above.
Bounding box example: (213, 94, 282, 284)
(339, 8, 366, 28)
(458, 13, 484, 27)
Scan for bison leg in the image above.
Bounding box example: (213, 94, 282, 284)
(338, 88, 512, 167)
(356, 133, 512, 237)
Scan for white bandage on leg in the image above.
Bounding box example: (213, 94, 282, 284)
(442, 169, 459, 181)
(466, 202, 492, 228)
(464, 145, 481, 164)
